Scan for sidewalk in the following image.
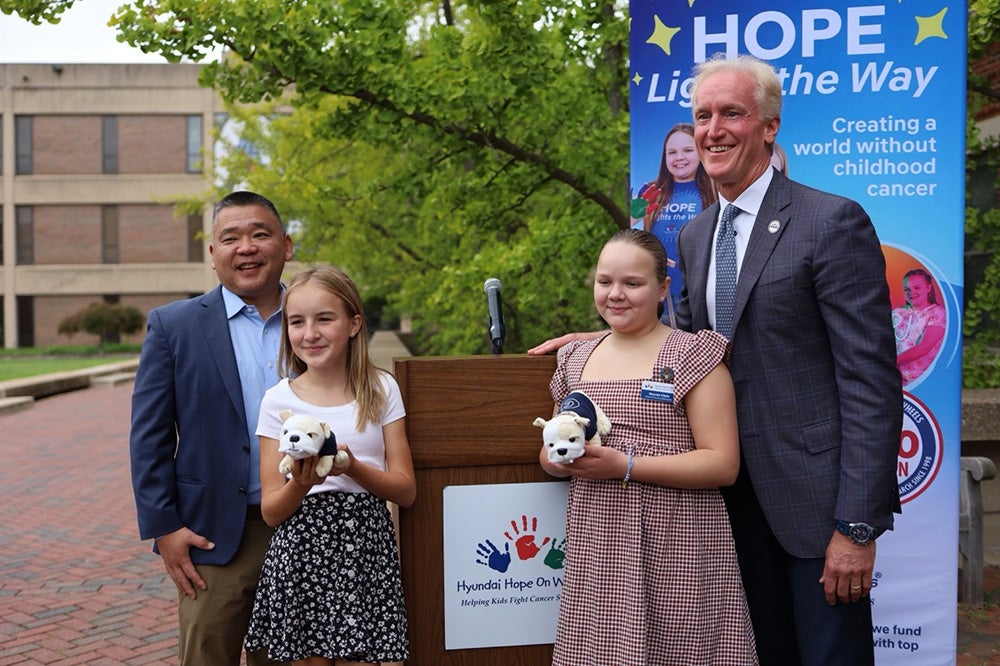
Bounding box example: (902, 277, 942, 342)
(368, 330, 413, 373)
(1, 334, 997, 665)
(0, 332, 411, 665)
(0, 380, 177, 665)
(958, 564, 1000, 665)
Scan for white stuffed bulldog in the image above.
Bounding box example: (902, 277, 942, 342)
(533, 391, 611, 464)
(277, 409, 349, 476)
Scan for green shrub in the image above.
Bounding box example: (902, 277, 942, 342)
(57, 302, 145, 351)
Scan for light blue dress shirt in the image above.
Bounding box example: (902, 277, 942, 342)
(221, 286, 283, 505)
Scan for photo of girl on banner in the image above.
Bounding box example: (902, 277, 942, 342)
(892, 267, 947, 387)
(631, 122, 717, 318)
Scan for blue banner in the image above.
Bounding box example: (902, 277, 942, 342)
(629, 2, 966, 663)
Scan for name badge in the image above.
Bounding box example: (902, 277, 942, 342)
(640, 380, 674, 404)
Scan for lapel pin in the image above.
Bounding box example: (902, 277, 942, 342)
(768, 220, 780, 234)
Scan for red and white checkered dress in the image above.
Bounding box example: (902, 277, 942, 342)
(551, 329, 757, 666)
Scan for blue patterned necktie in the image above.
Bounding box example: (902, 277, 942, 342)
(714, 204, 739, 339)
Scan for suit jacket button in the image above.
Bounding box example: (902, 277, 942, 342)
(243, 446, 250, 454)
(238, 486, 247, 496)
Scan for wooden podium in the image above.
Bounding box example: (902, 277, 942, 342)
(394, 354, 560, 665)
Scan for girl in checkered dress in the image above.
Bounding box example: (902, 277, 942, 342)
(539, 229, 757, 665)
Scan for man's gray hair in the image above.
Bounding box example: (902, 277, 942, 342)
(692, 54, 783, 123)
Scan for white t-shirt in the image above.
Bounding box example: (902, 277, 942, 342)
(256, 372, 406, 495)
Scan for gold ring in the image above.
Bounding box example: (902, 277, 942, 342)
(850, 584, 863, 590)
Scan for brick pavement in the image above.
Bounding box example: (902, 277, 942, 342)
(0, 381, 185, 666)
(957, 564, 1000, 666)
(0, 333, 412, 666)
(1, 363, 996, 665)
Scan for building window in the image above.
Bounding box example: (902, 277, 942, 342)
(186, 114, 203, 173)
(187, 214, 204, 262)
(103, 116, 118, 174)
(15, 207, 33, 265)
(15, 116, 32, 174)
(16, 296, 34, 348)
(102, 206, 120, 263)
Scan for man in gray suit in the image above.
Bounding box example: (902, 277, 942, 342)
(675, 54, 901, 665)
(530, 54, 901, 665)
(130, 191, 292, 665)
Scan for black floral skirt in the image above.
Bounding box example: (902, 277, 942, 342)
(245, 491, 409, 663)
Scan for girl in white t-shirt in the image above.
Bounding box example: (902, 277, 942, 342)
(245, 266, 415, 665)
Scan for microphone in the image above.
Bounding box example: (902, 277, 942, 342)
(483, 278, 505, 354)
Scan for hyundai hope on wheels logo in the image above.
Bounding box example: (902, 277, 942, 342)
(898, 392, 942, 503)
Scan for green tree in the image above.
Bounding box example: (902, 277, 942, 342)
(6, 1, 999, 365)
(107, 0, 631, 355)
(963, 0, 1000, 387)
(57, 302, 146, 351)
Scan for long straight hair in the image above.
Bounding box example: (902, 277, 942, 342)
(644, 123, 717, 230)
(279, 266, 387, 430)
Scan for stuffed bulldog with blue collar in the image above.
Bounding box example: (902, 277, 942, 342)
(534, 391, 611, 464)
(277, 409, 349, 477)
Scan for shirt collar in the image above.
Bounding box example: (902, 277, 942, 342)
(220, 284, 285, 319)
(719, 165, 775, 219)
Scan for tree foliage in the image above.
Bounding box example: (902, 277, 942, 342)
(104, 0, 628, 355)
(0, 0, 72, 24)
(963, 0, 1000, 386)
(6, 0, 1000, 367)
(57, 302, 145, 350)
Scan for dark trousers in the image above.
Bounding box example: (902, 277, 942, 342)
(723, 465, 875, 666)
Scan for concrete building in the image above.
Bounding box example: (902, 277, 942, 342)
(0, 63, 219, 348)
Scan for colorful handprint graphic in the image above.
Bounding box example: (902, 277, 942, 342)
(504, 514, 551, 561)
(475, 539, 511, 573)
(543, 538, 567, 570)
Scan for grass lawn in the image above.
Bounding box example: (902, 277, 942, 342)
(0, 345, 140, 382)
(0, 356, 137, 382)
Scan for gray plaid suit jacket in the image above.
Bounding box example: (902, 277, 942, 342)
(676, 169, 902, 558)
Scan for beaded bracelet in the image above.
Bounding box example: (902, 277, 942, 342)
(621, 442, 637, 489)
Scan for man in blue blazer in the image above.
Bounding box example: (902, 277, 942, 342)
(676, 55, 902, 665)
(130, 191, 292, 666)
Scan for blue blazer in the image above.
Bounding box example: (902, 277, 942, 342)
(130, 286, 254, 566)
(676, 170, 902, 558)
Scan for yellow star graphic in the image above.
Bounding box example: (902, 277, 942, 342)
(647, 16, 681, 56)
(914, 7, 948, 45)
(689, 0, 697, 7)
(632, 73, 643, 86)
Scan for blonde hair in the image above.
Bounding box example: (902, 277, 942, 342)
(279, 265, 387, 430)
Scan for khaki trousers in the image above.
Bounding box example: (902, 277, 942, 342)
(177, 506, 287, 666)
